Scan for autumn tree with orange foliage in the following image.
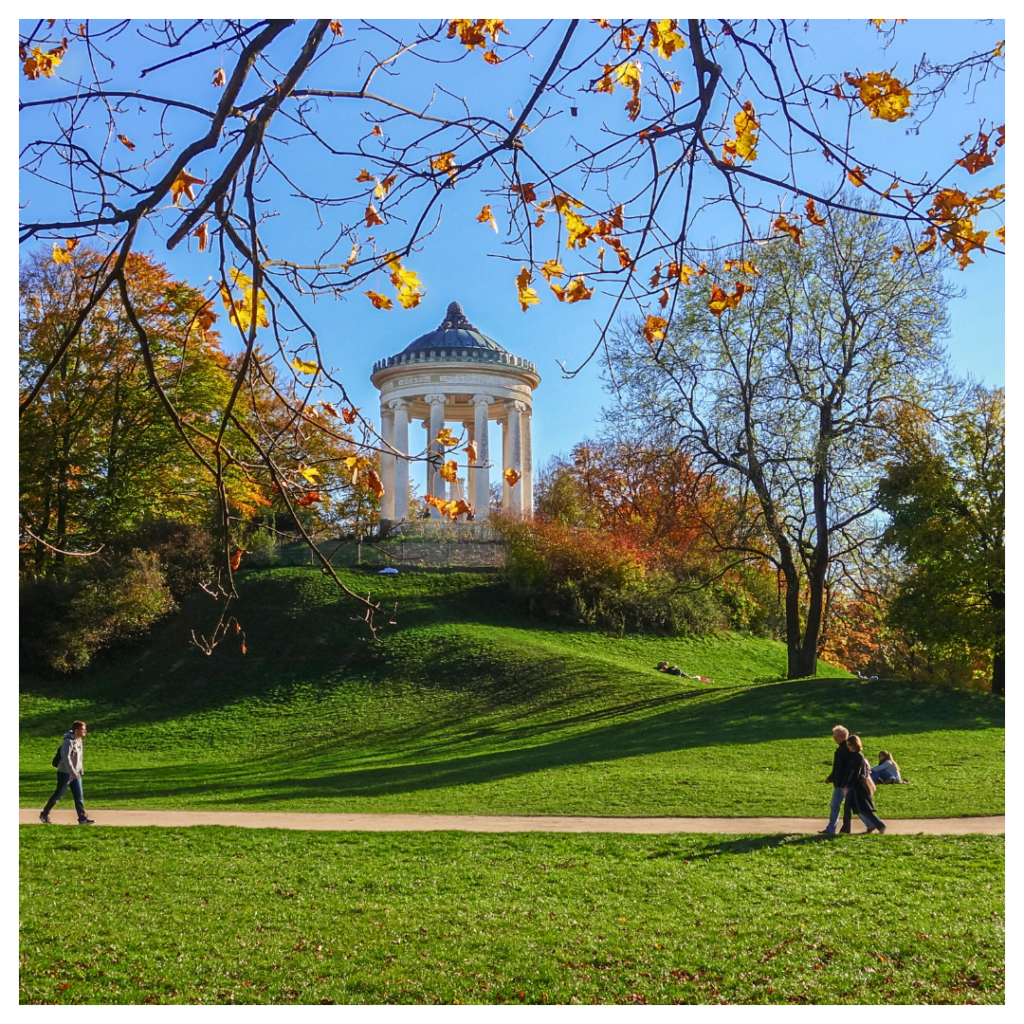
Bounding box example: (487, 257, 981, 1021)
(19, 18, 1003, 642)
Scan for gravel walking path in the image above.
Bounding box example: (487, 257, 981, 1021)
(19, 809, 1005, 835)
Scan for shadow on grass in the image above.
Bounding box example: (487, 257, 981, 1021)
(23, 675, 1002, 806)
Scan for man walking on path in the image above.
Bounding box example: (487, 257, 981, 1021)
(820, 724, 854, 835)
(40, 721, 94, 825)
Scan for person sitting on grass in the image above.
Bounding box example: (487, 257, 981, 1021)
(841, 734, 887, 834)
(870, 750, 903, 784)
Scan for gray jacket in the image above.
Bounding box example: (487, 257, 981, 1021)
(57, 730, 83, 777)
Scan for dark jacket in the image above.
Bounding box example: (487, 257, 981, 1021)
(841, 751, 881, 815)
(826, 742, 857, 785)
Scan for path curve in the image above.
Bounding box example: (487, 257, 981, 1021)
(19, 809, 1004, 835)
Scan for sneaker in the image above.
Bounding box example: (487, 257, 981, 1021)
(817, 829, 835, 834)
(876, 825, 887, 834)
(39, 811, 51, 824)
(77, 816, 95, 825)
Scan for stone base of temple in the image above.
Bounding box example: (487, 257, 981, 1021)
(371, 521, 505, 569)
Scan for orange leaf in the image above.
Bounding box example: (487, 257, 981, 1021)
(723, 259, 760, 276)
(342, 407, 359, 424)
(516, 266, 540, 311)
(295, 491, 322, 508)
(230, 549, 244, 570)
(372, 125, 383, 136)
(356, 168, 375, 183)
(118, 134, 135, 151)
(658, 288, 670, 309)
(193, 223, 209, 252)
(504, 467, 522, 488)
(170, 169, 205, 207)
(708, 281, 748, 317)
(805, 198, 827, 227)
(212, 67, 226, 87)
(365, 203, 385, 227)
(540, 259, 565, 282)
(477, 205, 498, 232)
(365, 290, 393, 310)
(430, 151, 458, 181)
(483, 50, 502, 65)
(329, 20, 343, 37)
(440, 459, 459, 483)
(549, 276, 593, 303)
(890, 245, 903, 262)
(843, 70, 912, 122)
(847, 166, 867, 188)
(642, 314, 668, 344)
(364, 469, 384, 498)
(463, 440, 478, 464)
(773, 215, 804, 246)
(512, 182, 537, 203)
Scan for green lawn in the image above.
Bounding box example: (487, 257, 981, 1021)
(20, 564, 1003, 818)
(19, 826, 1004, 1005)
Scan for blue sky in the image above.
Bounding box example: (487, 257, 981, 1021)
(19, 18, 1005, 482)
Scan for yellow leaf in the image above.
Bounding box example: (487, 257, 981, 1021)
(564, 208, 596, 250)
(477, 205, 498, 232)
(365, 290, 393, 310)
(550, 276, 593, 303)
(890, 245, 903, 262)
(722, 101, 759, 164)
(723, 259, 760, 276)
(540, 259, 565, 282)
(375, 174, 397, 199)
(430, 151, 458, 181)
(843, 71, 912, 122)
(642, 314, 668, 344)
(435, 427, 458, 448)
(21, 42, 66, 81)
(847, 166, 867, 188)
(440, 459, 459, 483)
(299, 466, 323, 485)
(504, 467, 522, 488)
(516, 267, 540, 311)
(51, 243, 72, 265)
(291, 357, 318, 375)
(219, 268, 269, 331)
(649, 19, 686, 60)
(170, 169, 205, 207)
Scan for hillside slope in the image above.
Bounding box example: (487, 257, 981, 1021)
(20, 564, 1004, 818)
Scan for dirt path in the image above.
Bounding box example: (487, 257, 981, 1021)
(19, 809, 1005, 835)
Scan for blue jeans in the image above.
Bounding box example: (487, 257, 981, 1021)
(43, 772, 86, 819)
(825, 786, 852, 833)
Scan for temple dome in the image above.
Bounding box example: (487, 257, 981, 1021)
(372, 300, 538, 377)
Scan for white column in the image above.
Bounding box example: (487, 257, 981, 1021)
(521, 404, 533, 519)
(501, 415, 510, 511)
(425, 393, 448, 515)
(380, 405, 395, 522)
(389, 399, 409, 521)
(472, 395, 493, 518)
(507, 400, 524, 515)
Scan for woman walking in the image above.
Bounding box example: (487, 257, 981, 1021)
(841, 734, 886, 834)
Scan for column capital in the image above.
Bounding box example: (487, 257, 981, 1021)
(386, 397, 407, 411)
(509, 399, 528, 413)
(424, 392, 448, 406)
(471, 394, 495, 406)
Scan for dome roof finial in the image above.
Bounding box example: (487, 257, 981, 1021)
(440, 301, 474, 331)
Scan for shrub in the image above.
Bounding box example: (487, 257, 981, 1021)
(124, 519, 218, 598)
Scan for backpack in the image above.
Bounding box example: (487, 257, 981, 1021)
(51, 744, 62, 768)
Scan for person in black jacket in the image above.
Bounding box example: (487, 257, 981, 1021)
(841, 734, 887, 834)
(819, 724, 855, 835)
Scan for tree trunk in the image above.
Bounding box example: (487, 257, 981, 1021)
(992, 651, 1004, 697)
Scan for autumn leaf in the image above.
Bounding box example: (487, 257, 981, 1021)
(329, 20, 343, 37)
(504, 467, 522, 488)
(430, 151, 458, 181)
(549, 276, 594, 303)
(995, 225, 1005, 245)
(170, 169, 205, 207)
(464, 440, 478, 464)
(708, 281, 748, 317)
(483, 50, 502, 66)
(956, 132, 997, 175)
(371, 124, 383, 136)
(890, 245, 903, 262)
(295, 491, 323, 508)
(364, 469, 384, 498)
(220, 268, 269, 331)
(667, 262, 698, 285)
(805, 198, 827, 227)
(65, 239, 78, 253)
(447, 18, 508, 55)
(659, 288, 670, 309)
(291, 357, 318, 375)
(340, 406, 358, 425)
(52, 243, 72, 265)
(365, 290, 393, 310)
(477, 205, 498, 232)
(435, 427, 459, 447)
(516, 266, 540, 311)
(642, 314, 668, 344)
(722, 101, 759, 163)
(773, 215, 804, 246)
(385, 253, 425, 309)
(649, 19, 686, 60)
(230, 549, 244, 570)
(723, 259, 760, 276)
(540, 259, 565, 282)
(512, 182, 538, 203)
(365, 203, 385, 227)
(564, 208, 596, 249)
(322, 402, 339, 418)
(193, 223, 209, 252)
(21, 42, 66, 80)
(844, 71, 912, 122)
(356, 169, 375, 183)
(299, 465, 323, 485)
(118, 134, 135, 151)
(212, 67, 226, 87)
(440, 459, 459, 483)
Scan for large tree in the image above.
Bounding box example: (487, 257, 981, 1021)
(18, 18, 1003, 635)
(607, 207, 954, 678)
(876, 388, 1004, 694)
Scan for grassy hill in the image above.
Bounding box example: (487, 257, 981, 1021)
(20, 558, 1004, 818)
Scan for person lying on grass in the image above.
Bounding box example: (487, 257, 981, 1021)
(871, 750, 904, 785)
